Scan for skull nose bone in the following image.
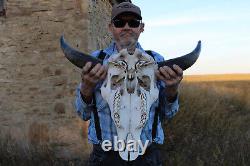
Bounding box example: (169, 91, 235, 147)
(128, 73, 134, 80)
(127, 69, 135, 81)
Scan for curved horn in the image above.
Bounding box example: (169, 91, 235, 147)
(60, 35, 102, 68)
(158, 41, 201, 70)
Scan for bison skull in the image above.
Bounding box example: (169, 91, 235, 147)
(101, 48, 159, 161)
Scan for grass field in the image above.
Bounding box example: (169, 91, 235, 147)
(163, 74, 250, 166)
(0, 74, 249, 166)
(184, 73, 250, 82)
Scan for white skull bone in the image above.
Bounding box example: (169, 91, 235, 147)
(101, 48, 159, 161)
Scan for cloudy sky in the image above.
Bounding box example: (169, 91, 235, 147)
(133, 0, 250, 75)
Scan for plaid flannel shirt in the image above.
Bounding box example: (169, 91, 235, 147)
(75, 41, 179, 147)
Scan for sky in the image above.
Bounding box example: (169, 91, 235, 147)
(133, 0, 250, 75)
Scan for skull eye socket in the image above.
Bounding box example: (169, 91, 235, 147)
(115, 60, 127, 69)
(136, 60, 146, 69)
(111, 75, 125, 90)
(137, 76, 151, 91)
(136, 60, 153, 69)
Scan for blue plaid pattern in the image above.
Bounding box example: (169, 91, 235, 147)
(75, 41, 179, 146)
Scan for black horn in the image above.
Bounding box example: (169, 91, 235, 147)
(60, 35, 102, 68)
(158, 41, 201, 70)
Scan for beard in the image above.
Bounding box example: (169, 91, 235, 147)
(117, 31, 138, 54)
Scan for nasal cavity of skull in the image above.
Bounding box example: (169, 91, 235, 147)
(111, 75, 125, 90)
(137, 76, 150, 91)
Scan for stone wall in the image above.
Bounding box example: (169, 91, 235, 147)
(0, 0, 131, 160)
(0, 0, 95, 159)
(88, 0, 112, 51)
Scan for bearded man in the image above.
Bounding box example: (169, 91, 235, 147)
(75, 2, 183, 166)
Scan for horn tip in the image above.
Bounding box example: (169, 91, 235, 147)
(197, 40, 202, 50)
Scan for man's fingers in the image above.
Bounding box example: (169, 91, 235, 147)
(164, 66, 177, 78)
(159, 67, 171, 80)
(155, 70, 166, 80)
(95, 66, 106, 78)
(173, 64, 183, 76)
(82, 63, 107, 82)
(157, 65, 184, 86)
(82, 62, 92, 80)
(100, 69, 107, 80)
(82, 62, 92, 74)
(89, 63, 102, 77)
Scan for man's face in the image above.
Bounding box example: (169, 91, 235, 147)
(109, 14, 144, 51)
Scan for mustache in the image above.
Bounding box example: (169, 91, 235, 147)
(120, 30, 136, 37)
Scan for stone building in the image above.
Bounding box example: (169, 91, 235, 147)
(0, 0, 131, 160)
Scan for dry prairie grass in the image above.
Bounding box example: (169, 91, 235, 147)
(184, 73, 250, 82)
(0, 74, 249, 166)
(0, 122, 89, 166)
(163, 74, 250, 166)
(0, 131, 88, 166)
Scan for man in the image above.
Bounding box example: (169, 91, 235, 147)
(75, 2, 183, 166)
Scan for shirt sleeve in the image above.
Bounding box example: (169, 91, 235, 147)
(163, 92, 179, 120)
(151, 50, 180, 120)
(74, 51, 101, 121)
(75, 83, 95, 121)
(156, 84, 179, 120)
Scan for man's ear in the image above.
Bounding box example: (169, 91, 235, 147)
(140, 23, 145, 33)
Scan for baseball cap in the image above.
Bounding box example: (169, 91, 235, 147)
(111, 2, 142, 20)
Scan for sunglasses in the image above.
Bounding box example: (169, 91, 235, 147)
(112, 19, 141, 28)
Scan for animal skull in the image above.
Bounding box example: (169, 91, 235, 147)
(101, 49, 159, 161)
(60, 35, 201, 160)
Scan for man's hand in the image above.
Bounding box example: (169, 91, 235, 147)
(80, 62, 107, 103)
(155, 64, 183, 102)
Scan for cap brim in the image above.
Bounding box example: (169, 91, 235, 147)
(112, 11, 142, 20)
